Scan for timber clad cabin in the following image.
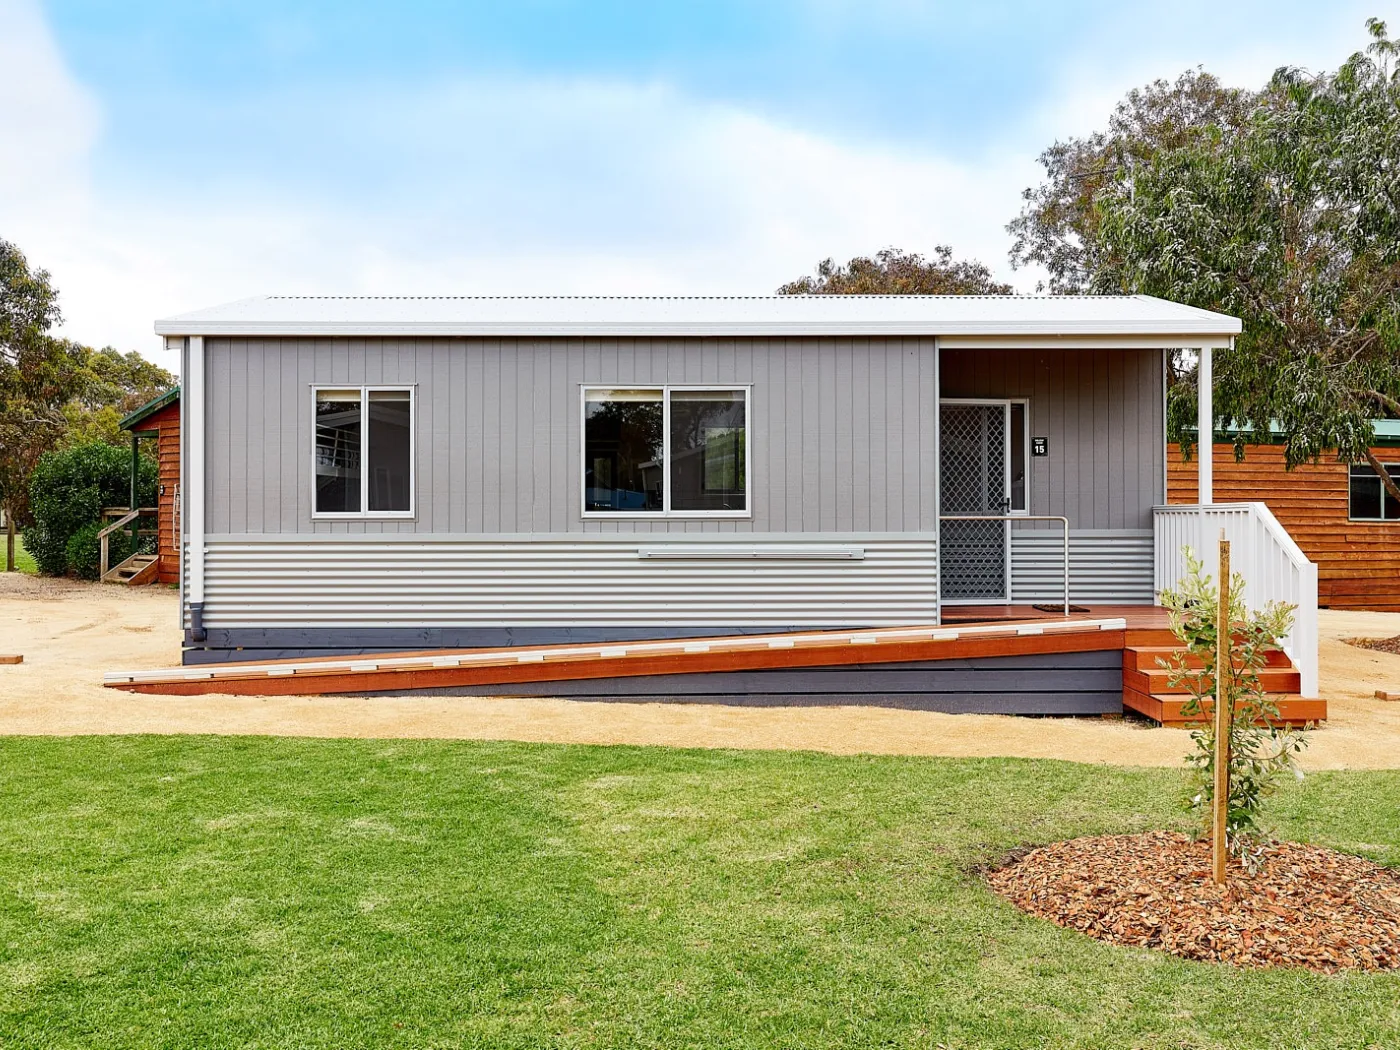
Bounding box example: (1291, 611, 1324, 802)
(118, 387, 181, 585)
(1168, 426, 1400, 613)
(116, 294, 1322, 721)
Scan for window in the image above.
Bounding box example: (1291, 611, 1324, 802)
(314, 387, 414, 517)
(1009, 400, 1028, 513)
(1349, 462, 1400, 522)
(583, 386, 749, 516)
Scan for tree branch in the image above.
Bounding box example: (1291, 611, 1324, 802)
(1362, 447, 1400, 505)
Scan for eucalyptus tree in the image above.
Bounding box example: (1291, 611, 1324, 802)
(779, 246, 1012, 295)
(1011, 19, 1400, 500)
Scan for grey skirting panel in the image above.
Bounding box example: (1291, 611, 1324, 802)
(181, 625, 846, 665)
(360, 649, 1125, 716)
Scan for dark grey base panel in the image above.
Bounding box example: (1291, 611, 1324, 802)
(361, 650, 1125, 716)
(181, 626, 853, 665)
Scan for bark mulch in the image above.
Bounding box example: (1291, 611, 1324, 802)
(1350, 635, 1400, 656)
(986, 831, 1400, 972)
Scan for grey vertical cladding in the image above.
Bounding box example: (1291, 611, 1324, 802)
(203, 336, 941, 535)
(938, 347, 1164, 530)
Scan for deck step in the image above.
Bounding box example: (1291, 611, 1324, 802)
(1123, 665, 1301, 697)
(1124, 645, 1294, 672)
(1123, 687, 1326, 728)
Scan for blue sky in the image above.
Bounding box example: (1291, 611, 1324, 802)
(0, 0, 1383, 364)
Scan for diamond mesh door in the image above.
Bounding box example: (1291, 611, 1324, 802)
(940, 403, 1008, 600)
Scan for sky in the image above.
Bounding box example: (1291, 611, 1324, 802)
(0, 0, 1385, 369)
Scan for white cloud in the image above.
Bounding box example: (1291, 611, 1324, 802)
(0, 28, 1043, 369)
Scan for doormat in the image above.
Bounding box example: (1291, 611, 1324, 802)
(1033, 603, 1091, 613)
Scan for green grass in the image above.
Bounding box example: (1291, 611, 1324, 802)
(1, 738, 1398, 1049)
(4, 531, 37, 574)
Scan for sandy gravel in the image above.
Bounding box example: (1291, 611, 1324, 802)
(3, 572, 1400, 769)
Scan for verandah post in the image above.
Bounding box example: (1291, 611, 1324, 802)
(1212, 528, 1231, 886)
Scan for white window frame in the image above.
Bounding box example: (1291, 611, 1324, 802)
(1348, 461, 1400, 523)
(1009, 397, 1031, 516)
(580, 384, 752, 520)
(311, 384, 417, 520)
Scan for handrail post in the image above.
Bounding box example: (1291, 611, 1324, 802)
(1061, 515, 1069, 616)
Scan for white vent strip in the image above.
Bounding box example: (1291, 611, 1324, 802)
(104, 618, 1132, 685)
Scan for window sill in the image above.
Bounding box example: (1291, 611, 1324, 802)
(581, 512, 752, 521)
(312, 513, 417, 521)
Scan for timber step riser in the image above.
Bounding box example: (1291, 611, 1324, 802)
(1121, 640, 1323, 727)
(1122, 666, 1302, 697)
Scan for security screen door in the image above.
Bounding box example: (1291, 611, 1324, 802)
(940, 401, 1011, 602)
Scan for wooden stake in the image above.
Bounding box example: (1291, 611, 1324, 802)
(4, 511, 13, 573)
(1212, 529, 1231, 886)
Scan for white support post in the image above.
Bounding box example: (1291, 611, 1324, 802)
(186, 335, 206, 639)
(932, 337, 941, 625)
(1197, 345, 1213, 506)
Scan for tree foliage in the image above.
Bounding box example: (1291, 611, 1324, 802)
(1012, 19, 1400, 499)
(0, 240, 174, 541)
(1008, 70, 1253, 295)
(778, 246, 1013, 295)
(0, 240, 82, 534)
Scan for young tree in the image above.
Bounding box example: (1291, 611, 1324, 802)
(778, 246, 1013, 295)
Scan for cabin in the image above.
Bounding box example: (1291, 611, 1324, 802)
(110, 295, 1324, 724)
(1168, 423, 1400, 612)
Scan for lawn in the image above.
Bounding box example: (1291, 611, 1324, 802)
(1, 738, 1398, 1049)
(5, 531, 36, 574)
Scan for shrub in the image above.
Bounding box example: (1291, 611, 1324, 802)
(22, 442, 156, 577)
(1160, 549, 1309, 871)
(64, 521, 134, 580)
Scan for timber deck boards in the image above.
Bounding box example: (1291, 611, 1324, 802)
(107, 618, 1131, 697)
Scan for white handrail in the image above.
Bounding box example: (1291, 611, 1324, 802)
(1153, 503, 1319, 698)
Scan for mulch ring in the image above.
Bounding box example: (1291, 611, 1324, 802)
(986, 831, 1400, 972)
(1349, 635, 1400, 655)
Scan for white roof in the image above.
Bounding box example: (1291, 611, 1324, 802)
(155, 294, 1241, 345)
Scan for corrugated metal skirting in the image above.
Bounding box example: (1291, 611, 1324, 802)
(1010, 529, 1154, 604)
(194, 533, 939, 629)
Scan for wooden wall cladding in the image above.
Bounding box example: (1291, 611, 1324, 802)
(1168, 442, 1400, 612)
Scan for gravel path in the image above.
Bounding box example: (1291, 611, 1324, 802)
(4, 572, 1400, 768)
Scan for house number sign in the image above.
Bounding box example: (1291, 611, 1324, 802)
(1032, 437, 1049, 457)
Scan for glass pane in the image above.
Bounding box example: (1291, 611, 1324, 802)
(315, 392, 361, 513)
(1386, 467, 1400, 520)
(368, 390, 412, 512)
(1009, 402, 1026, 511)
(584, 389, 663, 512)
(1350, 473, 1382, 520)
(670, 390, 747, 511)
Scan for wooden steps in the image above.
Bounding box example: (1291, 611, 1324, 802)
(1121, 642, 1324, 728)
(106, 617, 1131, 697)
(102, 552, 159, 586)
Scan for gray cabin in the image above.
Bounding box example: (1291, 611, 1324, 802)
(157, 294, 1314, 706)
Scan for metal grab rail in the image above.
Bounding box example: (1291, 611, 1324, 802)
(939, 514, 1071, 616)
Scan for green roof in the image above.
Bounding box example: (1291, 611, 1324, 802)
(119, 387, 180, 431)
(1189, 419, 1400, 446)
